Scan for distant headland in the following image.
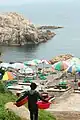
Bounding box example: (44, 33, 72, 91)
(0, 12, 63, 46)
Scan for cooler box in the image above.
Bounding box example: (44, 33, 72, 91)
(15, 97, 28, 107)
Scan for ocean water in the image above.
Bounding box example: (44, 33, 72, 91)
(0, 0, 80, 62)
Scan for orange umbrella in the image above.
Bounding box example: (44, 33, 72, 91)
(2, 71, 14, 81)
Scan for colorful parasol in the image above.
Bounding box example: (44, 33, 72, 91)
(65, 64, 80, 74)
(52, 61, 69, 71)
(2, 71, 15, 81)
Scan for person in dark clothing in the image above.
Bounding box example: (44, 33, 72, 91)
(0, 67, 5, 80)
(15, 82, 48, 120)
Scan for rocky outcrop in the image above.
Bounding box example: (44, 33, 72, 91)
(50, 54, 73, 64)
(5, 102, 30, 120)
(0, 12, 56, 46)
(37, 26, 63, 29)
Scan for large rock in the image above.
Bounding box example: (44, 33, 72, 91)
(0, 12, 55, 46)
(50, 54, 73, 64)
(5, 102, 30, 120)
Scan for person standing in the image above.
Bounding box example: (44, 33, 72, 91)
(15, 82, 48, 120)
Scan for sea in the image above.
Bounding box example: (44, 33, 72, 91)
(0, 0, 80, 62)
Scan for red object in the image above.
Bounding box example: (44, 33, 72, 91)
(15, 97, 28, 107)
(78, 82, 80, 87)
(37, 101, 51, 109)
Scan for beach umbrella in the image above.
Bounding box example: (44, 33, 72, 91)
(24, 59, 41, 75)
(65, 64, 80, 82)
(52, 61, 69, 71)
(41, 60, 49, 64)
(65, 64, 80, 73)
(32, 59, 42, 64)
(9, 63, 27, 70)
(19, 67, 33, 74)
(25, 68, 34, 74)
(24, 61, 37, 66)
(2, 71, 15, 81)
(0, 63, 11, 68)
(66, 57, 80, 65)
(32, 59, 42, 74)
(41, 59, 50, 73)
(24, 59, 42, 66)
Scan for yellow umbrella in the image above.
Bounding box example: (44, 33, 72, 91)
(2, 72, 14, 81)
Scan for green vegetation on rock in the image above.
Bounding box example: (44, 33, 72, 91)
(0, 92, 21, 120)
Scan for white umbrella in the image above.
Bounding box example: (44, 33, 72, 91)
(66, 57, 80, 66)
(41, 60, 49, 64)
(41, 59, 49, 73)
(24, 61, 37, 66)
(19, 67, 33, 74)
(9, 63, 27, 70)
(0, 63, 11, 68)
(32, 59, 42, 64)
(25, 68, 33, 74)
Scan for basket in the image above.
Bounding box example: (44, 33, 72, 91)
(15, 97, 28, 107)
(37, 101, 51, 109)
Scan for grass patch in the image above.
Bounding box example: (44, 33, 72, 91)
(39, 110, 56, 120)
(0, 81, 21, 120)
(0, 92, 21, 120)
(0, 81, 56, 120)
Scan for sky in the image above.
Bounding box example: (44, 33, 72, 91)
(0, 0, 49, 5)
(0, 0, 27, 5)
(0, 0, 75, 6)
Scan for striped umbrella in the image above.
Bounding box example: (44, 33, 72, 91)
(52, 61, 69, 71)
(2, 71, 15, 81)
(65, 64, 80, 82)
(65, 64, 80, 73)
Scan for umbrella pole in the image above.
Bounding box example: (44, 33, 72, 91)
(74, 73, 78, 89)
(74, 73, 77, 82)
(16, 71, 19, 83)
(43, 62, 44, 74)
(35, 65, 38, 79)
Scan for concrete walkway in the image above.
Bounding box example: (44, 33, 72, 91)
(47, 93, 80, 111)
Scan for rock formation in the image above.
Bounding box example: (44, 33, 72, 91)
(49, 54, 73, 64)
(0, 12, 56, 46)
(37, 25, 63, 29)
(5, 102, 30, 120)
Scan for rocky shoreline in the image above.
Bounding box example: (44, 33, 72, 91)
(0, 12, 62, 46)
(50, 54, 73, 64)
